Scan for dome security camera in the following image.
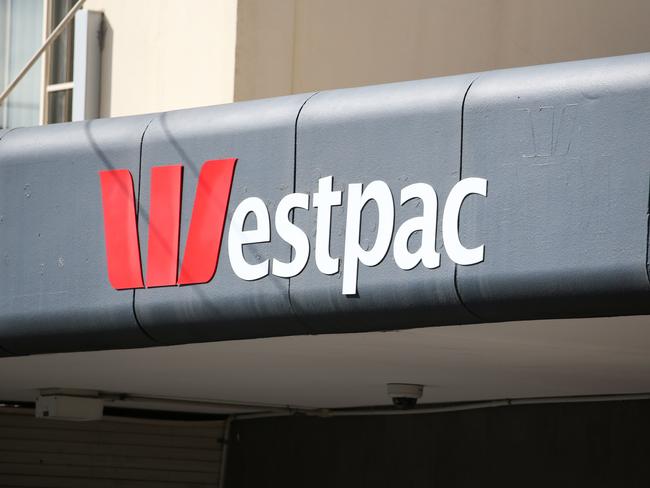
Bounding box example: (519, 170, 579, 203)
(387, 383, 423, 409)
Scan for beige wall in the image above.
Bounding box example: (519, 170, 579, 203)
(84, 0, 237, 117)
(234, 0, 650, 101)
(81, 0, 650, 114)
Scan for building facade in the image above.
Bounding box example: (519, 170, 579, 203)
(4, 0, 650, 123)
(0, 1, 649, 487)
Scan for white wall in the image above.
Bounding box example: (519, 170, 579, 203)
(84, 0, 237, 117)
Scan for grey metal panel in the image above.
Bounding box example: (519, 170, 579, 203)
(291, 75, 478, 333)
(0, 116, 155, 354)
(0, 54, 648, 355)
(134, 95, 313, 344)
(457, 53, 650, 321)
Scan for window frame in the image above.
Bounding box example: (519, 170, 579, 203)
(40, 0, 75, 125)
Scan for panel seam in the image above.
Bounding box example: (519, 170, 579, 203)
(453, 77, 484, 323)
(132, 116, 162, 345)
(0, 127, 17, 141)
(287, 92, 320, 330)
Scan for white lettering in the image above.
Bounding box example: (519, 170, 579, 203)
(342, 181, 394, 295)
(272, 193, 310, 278)
(228, 197, 271, 281)
(226, 177, 486, 292)
(442, 177, 488, 266)
(393, 183, 440, 270)
(312, 176, 342, 275)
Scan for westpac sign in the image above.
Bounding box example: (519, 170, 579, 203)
(100, 158, 487, 296)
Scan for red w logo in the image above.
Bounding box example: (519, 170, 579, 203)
(99, 158, 237, 290)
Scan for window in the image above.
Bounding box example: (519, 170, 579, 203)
(0, 0, 94, 129)
(0, 0, 44, 129)
(43, 0, 75, 124)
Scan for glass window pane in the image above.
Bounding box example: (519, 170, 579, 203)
(4, 0, 44, 128)
(47, 87, 71, 124)
(0, 1, 8, 127)
(48, 0, 74, 84)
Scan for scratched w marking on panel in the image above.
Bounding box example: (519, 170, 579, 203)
(515, 104, 578, 164)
